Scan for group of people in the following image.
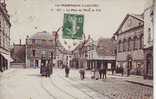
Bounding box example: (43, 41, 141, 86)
(40, 60, 53, 77)
(64, 66, 107, 80)
(41, 61, 124, 80)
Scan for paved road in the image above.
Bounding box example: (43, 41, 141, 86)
(0, 68, 153, 99)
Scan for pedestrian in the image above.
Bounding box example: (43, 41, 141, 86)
(112, 65, 115, 75)
(65, 64, 70, 77)
(95, 68, 99, 80)
(91, 68, 95, 79)
(99, 69, 102, 79)
(47, 60, 52, 77)
(99, 66, 103, 79)
(79, 68, 85, 80)
(102, 65, 107, 79)
(0, 66, 3, 72)
(121, 66, 124, 76)
(45, 62, 49, 77)
(112, 68, 115, 75)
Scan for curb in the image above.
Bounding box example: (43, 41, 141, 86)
(126, 80, 153, 88)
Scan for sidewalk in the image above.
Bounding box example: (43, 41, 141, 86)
(108, 73, 153, 87)
(0, 68, 16, 77)
(80, 70, 153, 88)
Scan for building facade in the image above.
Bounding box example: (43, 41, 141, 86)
(10, 43, 26, 68)
(72, 37, 91, 69)
(0, 1, 12, 72)
(114, 14, 144, 76)
(54, 41, 73, 68)
(143, 0, 154, 79)
(26, 31, 55, 68)
(94, 38, 116, 71)
(72, 37, 115, 71)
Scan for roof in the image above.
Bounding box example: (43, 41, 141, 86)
(72, 36, 95, 52)
(96, 38, 115, 56)
(114, 13, 144, 35)
(130, 14, 144, 21)
(29, 31, 54, 40)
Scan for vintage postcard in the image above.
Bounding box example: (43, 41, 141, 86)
(0, 0, 154, 99)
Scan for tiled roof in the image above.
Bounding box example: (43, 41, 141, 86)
(29, 31, 54, 40)
(96, 38, 115, 56)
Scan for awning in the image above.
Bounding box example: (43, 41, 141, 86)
(1, 53, 14, 62)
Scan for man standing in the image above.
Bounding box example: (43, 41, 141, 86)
(65, 64, 70, 77)
(79, 68, 85, 80)
(102, 64, 107, 79)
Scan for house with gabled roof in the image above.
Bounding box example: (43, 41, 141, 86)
(114, 13, 144, 76)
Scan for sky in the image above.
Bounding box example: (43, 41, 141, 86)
(5, 0, 148, 45)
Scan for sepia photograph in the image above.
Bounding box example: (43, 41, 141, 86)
(0, 0, 154, 99)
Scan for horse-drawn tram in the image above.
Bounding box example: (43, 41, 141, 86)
(40, 56, 52, 77)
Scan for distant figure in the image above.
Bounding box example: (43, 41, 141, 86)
(112, 64, 115, 75)
(91, 68, 95, 79)
(0, 67, 3, 72)
(99, 67, 103, 79)
(65, 65, 70, 77)
(121, 66, 124, 76)
(100, 65, 107, 79)
(47, 60, 52, 77)
(79, 68, 85, 80)
(95, 68, 99, 80)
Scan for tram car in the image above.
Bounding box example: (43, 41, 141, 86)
(40, 56, 52, 77)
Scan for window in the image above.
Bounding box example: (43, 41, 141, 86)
(92, 44, 94, 50)
(128, 38, 131, 51)
(42, 39, 46, 43)
(118, 40, 121, 52)
(32, 50, 35, 57)
(130, 38, 134, 51)
(148, 28, 151, 44)
(32, 39, 35, 44)
(3, 37, 5, 48)
(120, 41, 122, 52)
(139, 35, 143, 49)
(123, 39, 127, 52)
(138, 22, 142, 26)
(133, 36, 137, 50)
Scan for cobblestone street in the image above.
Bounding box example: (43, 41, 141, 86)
(0, 68, 153, 99)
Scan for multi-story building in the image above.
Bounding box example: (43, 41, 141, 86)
(95, 38, 116, 71)
(25, 31, 55, 68)
(72, 37, 90, 69)
(10, 41, 26, 68)
(54, 41, 73, 68)
(85, 37, 96, 69)
(143, 0, 154, 79)
(0, 1, 12, 72)
(25, 31, 69, 68)
(114, 14, 144, 76)
(72, 36, 116, 70)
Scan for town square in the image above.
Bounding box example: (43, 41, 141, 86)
(0, 0, 154, 99)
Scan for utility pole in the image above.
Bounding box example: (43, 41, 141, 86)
(52, 27, 62, 69)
